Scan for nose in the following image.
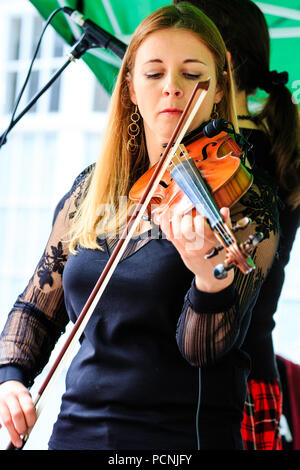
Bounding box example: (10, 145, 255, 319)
(162, 73, 183, 97)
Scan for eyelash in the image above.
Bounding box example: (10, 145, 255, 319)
(145, 73, 201, 80)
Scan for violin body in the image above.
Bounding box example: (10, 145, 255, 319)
(129, 123, 262, 278)
(129, 129, 253, 215)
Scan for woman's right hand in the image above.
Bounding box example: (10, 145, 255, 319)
(0, 380, 36, 448)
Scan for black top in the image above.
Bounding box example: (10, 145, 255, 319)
(0, 143, 280, 449)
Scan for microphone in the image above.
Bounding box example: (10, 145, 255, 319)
(202, 118, 230, 138)
(63, 7, 127, 59)
(180, 118, 231, 147)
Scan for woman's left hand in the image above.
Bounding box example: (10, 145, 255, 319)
(154, 207, 234, 292)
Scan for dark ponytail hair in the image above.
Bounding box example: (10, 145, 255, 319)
(174, 0, 300, 209)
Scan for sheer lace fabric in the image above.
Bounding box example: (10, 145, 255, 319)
(176, 172, 279, 367)
(0, 169, 91, 384)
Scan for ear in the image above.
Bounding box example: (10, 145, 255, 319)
(214, 83, 224, 105)
(214, 67, 229, 105)
(126, 72, 137, 105)
(226, 50, 232, 67)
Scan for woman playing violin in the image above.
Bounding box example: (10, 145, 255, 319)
(0, 3, 279, 450)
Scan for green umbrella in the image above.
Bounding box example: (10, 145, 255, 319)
(28, 0, 300, 105)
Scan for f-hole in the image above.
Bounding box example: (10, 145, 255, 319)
(202, 141, 218, 160)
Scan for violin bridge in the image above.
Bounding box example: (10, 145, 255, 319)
(168, 144, 189, 170)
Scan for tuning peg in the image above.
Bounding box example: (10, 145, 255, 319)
(213, 263, 235, 279)
(205, 244, 223, 259)
(232, 217, 252, 233)
(214, 256, 256, 279)
(242, 232, 264, 252)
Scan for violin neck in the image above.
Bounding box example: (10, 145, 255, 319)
(170, 157, 222, 230)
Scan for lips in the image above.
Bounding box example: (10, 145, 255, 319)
(160, 108, 183, 114)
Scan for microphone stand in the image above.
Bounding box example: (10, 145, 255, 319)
(0, 33, 96, 149)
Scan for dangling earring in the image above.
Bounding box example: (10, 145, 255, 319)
(127, 106, 141, 153)
(211, 103, 219, 120)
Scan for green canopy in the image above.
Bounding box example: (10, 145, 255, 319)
(29, 0, 170, 93)
(29, 0, 300, 105)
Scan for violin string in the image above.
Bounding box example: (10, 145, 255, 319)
(171, 150, 226, 239)
(179, 144, 236, 246)
(171, 149, 221, 225)
(215, 221, 234, 246)
(175, 150, 237, 246)
(171, 148, 234, 244)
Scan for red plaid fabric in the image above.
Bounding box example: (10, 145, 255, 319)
(241, 379, 282, 450)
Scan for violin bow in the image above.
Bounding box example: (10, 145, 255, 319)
(5, 79, 210, 450)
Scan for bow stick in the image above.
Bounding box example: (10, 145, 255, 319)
(5, 79, 210, 450)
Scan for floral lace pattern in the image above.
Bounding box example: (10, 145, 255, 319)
(37, 242, 68, 289)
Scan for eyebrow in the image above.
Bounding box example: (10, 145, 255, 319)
(143, 58, 207, 65)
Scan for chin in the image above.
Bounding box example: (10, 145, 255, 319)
(162, 116, 207, 141)
(159, 127, 178, 143)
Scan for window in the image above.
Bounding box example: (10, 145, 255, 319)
(0, 1, 109, 329)
(93, 78, 110, 112)
(3, 12, 65, 115)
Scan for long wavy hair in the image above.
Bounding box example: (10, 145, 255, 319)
(69, 2, 238, 253)
(174, 0, 300, 209)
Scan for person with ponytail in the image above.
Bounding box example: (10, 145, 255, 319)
(174, 0, 300, 450)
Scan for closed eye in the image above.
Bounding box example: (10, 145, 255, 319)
(145, 73, 202, 80)
(183, 73, 202, 79)
(145, 73, 163, 79)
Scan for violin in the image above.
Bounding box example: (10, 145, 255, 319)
(129, 119, 263, 278)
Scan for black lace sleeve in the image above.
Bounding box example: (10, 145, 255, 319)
(0, 165, 94, 386)
(176, 171, 280, 367)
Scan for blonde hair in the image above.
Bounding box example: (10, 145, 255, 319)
(69, 2, 238, 253)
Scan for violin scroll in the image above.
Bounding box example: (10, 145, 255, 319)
(205, 216, 252, 259)
(209, 217, 264, 279)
